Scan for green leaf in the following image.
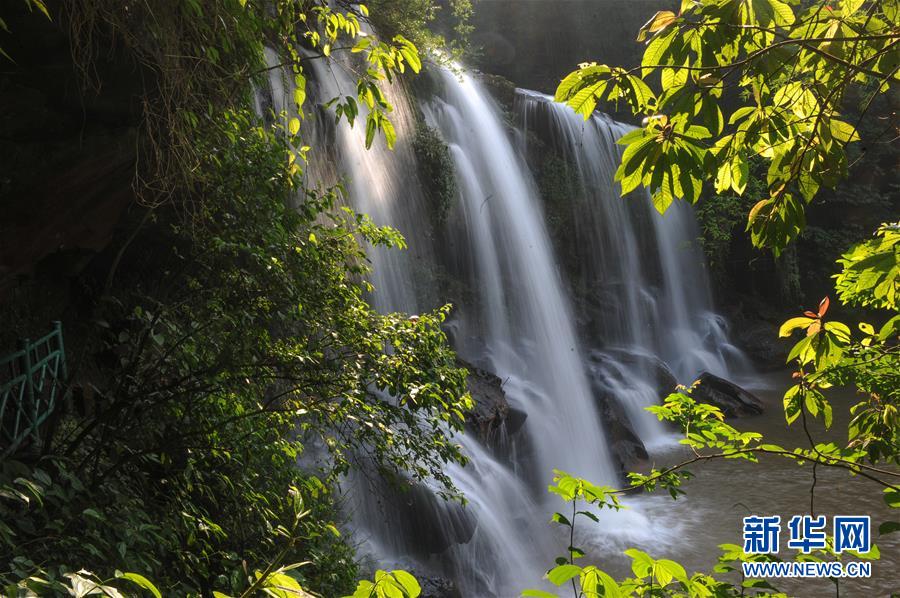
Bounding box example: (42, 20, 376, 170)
(779, 317, 814, 337)
(768, 0, 795, 26)
(117, 573, 161, 598)
(546, 564, 582, 586)
(625, 548, 655, 578)
(382, 116, 396, 150)
(521, 590, 559, 598)
(580, 567, 621, 598)
(569, 81, 608, 119)
(390, 570, 420, 597)
(651, 176, 675, 214)
(731, 158, 749, 195)
(365, 115, 377, 149)
(830, 119, 860, 143)
(840, 0, 865, 15)
(655, 559, 688, 585)
(288, 118, 301, 136)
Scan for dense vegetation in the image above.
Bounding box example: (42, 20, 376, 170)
(1, 1, 470, 595)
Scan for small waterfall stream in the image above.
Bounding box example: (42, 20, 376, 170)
(516, 89, 751, 443)
(514, 89, 747, 383)
(260, 56, 749, 595)
(422, 68, 617, 486)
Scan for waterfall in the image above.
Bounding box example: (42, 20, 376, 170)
(514, 89, 746, 382)
(260, 47, 435, 314)
(260, 54, 746, 595)
(515, 89, 751, 443)
(422, 68, 617, 485)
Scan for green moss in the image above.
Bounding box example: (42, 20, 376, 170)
(413, 121, 457, 225)
(535, 152, 580, 271)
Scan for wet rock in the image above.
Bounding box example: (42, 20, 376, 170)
(583, 352, 650, 476)
(689, 372, 764, 417)
(416, 574, 462, 598)
(460, 360, 526, 439)
(600, 393, 649, 476)
(398, 483, 476, 554)
(734, 320, 788, 370)
(477, 72, 517, 113)
(600, 348, 679, 400)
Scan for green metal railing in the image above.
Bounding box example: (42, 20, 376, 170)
(1, 322, 67, 459)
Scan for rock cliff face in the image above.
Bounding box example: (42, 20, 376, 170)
(0, 3, 144, 291)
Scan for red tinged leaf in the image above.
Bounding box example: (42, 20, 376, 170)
(818, 296, 830, 317)
(803, 311, 819, 318)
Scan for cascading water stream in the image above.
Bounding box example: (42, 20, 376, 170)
(516, 89, 751, 442)
(422, 68, 618, 485)
(261, 46, 434, 314)
(514, 89, 745, 381)
(260, 51, 747, 595)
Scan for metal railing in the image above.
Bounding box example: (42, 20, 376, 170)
(1, 322, 67, 459)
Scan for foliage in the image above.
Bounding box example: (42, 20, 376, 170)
(412, 121, 457, 224)
(364, 0, 473, 62)
(833, 223, 899, 310)
(4, 567, 162, 597)
(2, 56, 469, 598)
(694, 157, 766, 284)
(346, 569, 421, 598)
(556, 0, 899, 255)
(0, 0, 480, 593)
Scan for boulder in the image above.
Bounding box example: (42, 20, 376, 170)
(460, 360, 526, 439)
(600, 348, 679, 400)
(598, 393, 650, 475)
(416, 574, 462, 598)
(734, 320, 788, 370)
(689, 372, 764, 417)
(398, 483, 476, 554)
(583, 352, 650, 476)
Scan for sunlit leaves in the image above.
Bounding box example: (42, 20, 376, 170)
(637, 10, 678, 42)
(556, 0, 895, 253)
(546, 564, 581, 586)
(393, 35, 422, 74)
(288, 5, 423, 152)
(116, 573, 161, 598)
(834, 224, 900, 310)
(579, 567, 621, 598)
(556, 65, 656, 119)
(547, 470, 620, 510)
(347, 570, 420, 598)
(613, 118, 708, 210)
